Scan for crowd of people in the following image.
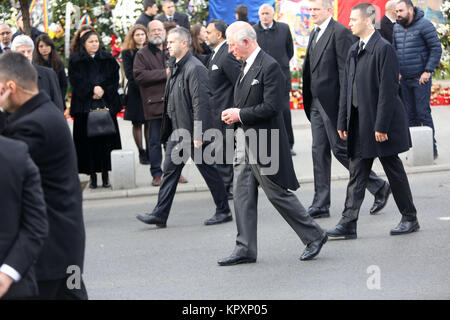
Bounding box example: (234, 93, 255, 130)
(0, 0, 443, 300)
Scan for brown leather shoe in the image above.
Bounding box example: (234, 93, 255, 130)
(151, 176, 162, 186)
(178, 175, 188, 184)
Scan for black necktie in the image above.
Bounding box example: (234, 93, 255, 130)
(358, 41, 365, 56)
(168, 16, 173, 22)
(310, 27, 320, 50)
(238, 61, 247, 83)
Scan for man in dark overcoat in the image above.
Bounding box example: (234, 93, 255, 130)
(328, 3, 419, 239)
(0, 52, 87, 299)
(0, 136, 48, 300)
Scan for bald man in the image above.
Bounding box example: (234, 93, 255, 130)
(378, 0, 397, 43)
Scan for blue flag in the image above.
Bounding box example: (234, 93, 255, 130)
(209, 0, 276, 25)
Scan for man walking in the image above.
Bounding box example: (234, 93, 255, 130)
(393, 0, 442, 159)
(0, 52, 87, 299)
(302, 0, 388, 219)
(253, 4, 295, 155)
(328, 3, 419, 239)
(219, 22, 327, 265)
(205, 19, 241, 202)
(136, 27, 232, 228)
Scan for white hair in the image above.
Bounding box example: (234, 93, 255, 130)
(258, 3, 274, 15)
(309, 0, 334, 8)
(226, 21, 257, 45)
(11, 35, 34, 51)
(168, 27, 191, 47)
(385, 0, 398, 11)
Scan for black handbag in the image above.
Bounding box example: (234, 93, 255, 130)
(87, 104, 117, 138)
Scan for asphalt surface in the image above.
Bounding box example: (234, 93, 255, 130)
(82, 171, 450, 300)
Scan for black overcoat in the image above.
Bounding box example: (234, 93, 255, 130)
(2, 92, 86, 281)
(0, 137, 48, 299)
(122, 49, 145, 123)
(337, 31, 411, 159)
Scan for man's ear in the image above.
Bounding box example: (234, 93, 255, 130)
(6, 80, 17, 94)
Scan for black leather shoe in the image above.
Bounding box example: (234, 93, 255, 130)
(300, 235, 328, 261)
(204, 212, 233, 225)
(308, 207, 330, 219)
(136, 214, 167, 228)
(370, 182, 391, 214)
(89, 173, 97, 189)
(327, 222, 357, 240)
(102, 172, 111, 188)
(390, 220, 420, 235)
(217, 255, 256, 266)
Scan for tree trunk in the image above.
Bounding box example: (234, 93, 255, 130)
(19, 0, 32, 36)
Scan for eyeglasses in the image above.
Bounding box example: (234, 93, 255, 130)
(0, 32, 11, 36)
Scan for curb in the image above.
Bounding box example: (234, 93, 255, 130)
(83, 163, 450, 201)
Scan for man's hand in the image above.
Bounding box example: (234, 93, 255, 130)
(0, 83, 12, 108)
(375, 131, 388, 143)
(93, 86, 104, 99)
(338, 130, 348, 141)
(419, 72, 431, 85)
(0, 272, 14, 298)
(221, 108, 240, 125)
(193, 140, 203, 148)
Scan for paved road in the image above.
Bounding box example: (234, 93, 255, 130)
(82, 171, 450, 300)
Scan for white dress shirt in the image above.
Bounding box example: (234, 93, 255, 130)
(210, 40, 226, 63)
(315, 16, 332, 42)
(0, 264, 21, 282)
(261, 22, 274, 30)
(360, 30, 376, 50)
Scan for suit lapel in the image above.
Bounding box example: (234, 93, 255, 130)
(310, 19, 335, 72)
(208, 42, 227, 69)
(234, 51, 263, 108)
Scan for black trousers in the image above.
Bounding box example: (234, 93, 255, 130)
(36, 278, 88, 300)
(341, 107, 417, 224)
(152, 139, 231, 222)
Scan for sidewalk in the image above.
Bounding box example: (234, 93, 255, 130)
(78, 106, 450, 201)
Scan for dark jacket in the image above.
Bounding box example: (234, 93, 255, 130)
(254, 21, 293, 91)
(135, 13, 154, 28)
(378, 15, 395, 44)
(302, 18, 356, 126)
(12, 27, 45, 43)
(0, 136, 48, 299)
(122, 49, 145, 123)
(393, 7, 442, 78)
(38, 60, 68, 110)
(192, 42, 212, 67)
(207, 42, 241, 130)
(161, 51, 210, 143)
(236, 50, 299, 191)
(133, 43, 168, 120)
(34, 63, 64, 111)
(156, 12, 190, 30)
(68, 48, 122, 116)
(2, 92, 86, 281)
(338, 31, 411, 159)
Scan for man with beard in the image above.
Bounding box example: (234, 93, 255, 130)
(136, 27, 231, 228)
(133, 20, 168, 187)
(393, 0, 442, 159)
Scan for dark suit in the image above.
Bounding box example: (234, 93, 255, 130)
(378, 15, 395, 44)
(337, 31, 417, 224)
(0, 137, 48, 300)
(34, 64, 64, 111)
(302, 18, 385, 211)
(2, 92, 87, 300)
(207, 41, 241, 195)
(156, 12, 190, 30)
(253, 21, 295, 148)
(232, 49, 325, 259)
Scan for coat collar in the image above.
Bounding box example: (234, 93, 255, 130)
(6, 92, 50, 124)
(148, 42, 165, 55)
(234, 50, 264, 107)
(362, 30, 381, 54)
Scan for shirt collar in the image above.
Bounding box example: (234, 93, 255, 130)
(361, 30, 376, 48)
(386, 15, 396, 23)
(213, 40, 226, 54)
(316, 16, 332, 31)
(1, 43, 10, 50)
(261, 22, 274, 30)
(245, 46, 261, 68)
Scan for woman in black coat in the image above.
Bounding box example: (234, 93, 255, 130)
(122, 24, 149, 164)
(33, 34, 68, 109)
(190, 23, 212, 66)
(68, 30, 122, 188)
